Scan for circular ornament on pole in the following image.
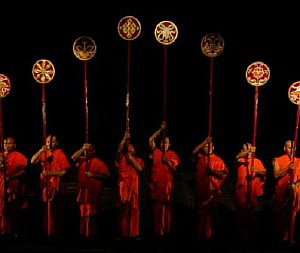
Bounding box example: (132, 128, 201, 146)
(32, 59, 55, 84)
(201, 33, 224, 57)
(154, 21, 178, 45)
(246, 61, 270, 86)
(0, 74, 11, 98)
(288, 81, 300, 105)
(118, 16, 141, 40)
(73, 36, 97, 61)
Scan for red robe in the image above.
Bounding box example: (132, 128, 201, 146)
(235, 156, 266, 238)
(149, 148, 180, 236)
(274, 155, 300, 242)
(76, 156, 110, 237)
(195, 153, 228, 239)
(235, 157, 266, 210)
(0, 151, 28, 234)
(39, 149, 70, 236)
(116, 154, 144, 237)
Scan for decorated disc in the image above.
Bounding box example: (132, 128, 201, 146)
(0, 74, 11, 98)
(118, 16, 141, 40)
(154, 21, 178, 45)
(288, 81, 300, 105)
(32, 59, 55, 84)
(246, 61, 270, 86)
(201, 33, 224, 57)
(73, 36, 97, 61)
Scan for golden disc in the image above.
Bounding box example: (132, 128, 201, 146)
(0, 74, 11, 98)
(32, 59, 55, 84)
(246, 61, 270, 87)
(118, 16, 141, 40)
(201, 33, 224, 57)
(73, 36, 97, 61)
(154, 21, 178, 45)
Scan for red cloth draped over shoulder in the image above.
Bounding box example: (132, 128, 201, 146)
(76, 157, 110, 210)
(150, 148, 180, 202)
(39, 149, 70, 202)
(115, 154, 144, 209)
(235, 157, 266, 209)
(195, 153, 228, 204)
(0, 151, 28, 216)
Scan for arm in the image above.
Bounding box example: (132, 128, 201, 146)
(31, 145, 48, 164)
(127, 153, 143, 173)
(192, 137, 211, 155)
(273, 159, 291, 179)
(85, 171, 108, 179)
(149, 123, 166, 150)
(71, 144, 90, 161)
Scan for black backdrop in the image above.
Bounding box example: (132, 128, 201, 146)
(1, 3, 300, 240)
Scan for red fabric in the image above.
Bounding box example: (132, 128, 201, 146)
(235, 157, 266, 210)
(39, 149, 70, 236)
(0, 151, 27, 234)
(150, 148, 180, 202)
(195, 153, 227, 239)
(150, 148, 180, 236)
(39, 149, 70, 202)
(115, 154, 144, 237)
(76, 157, 110, 216)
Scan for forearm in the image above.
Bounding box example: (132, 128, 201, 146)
(118, 138, 126, 153)
(149, 129, 161, 150)
(127, 156, 142, 172)
(71, 148, 84, 161)
(31, 150, 43, 164)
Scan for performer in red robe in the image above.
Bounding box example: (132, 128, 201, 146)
(273, 140, 300, 243)
(235, 143, 266, 239)
(0, 137, 28, 236)
(115, 132, 144, 238)
(149, 123, 180, 237)
(192, 137, 228, 240)
(31, 135, 70, 237)
(71, 143, 110, 238)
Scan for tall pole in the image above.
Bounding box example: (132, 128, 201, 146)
(162, 45, 168, 155)
(83, 60, 89, 143)
(287, 81, 300, 243)
(245, 61, 270, 210)
(32, 59, 55, 237)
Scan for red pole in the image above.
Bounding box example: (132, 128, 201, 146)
(126, 40, 131, 133)
(41, 83, 51, 235)
(208, 57, 214, 139)
(289, 105, 300, 242)
(162, 45, 168, 155)
(83, 61, 89, 143)
(248, 86, 260, 208)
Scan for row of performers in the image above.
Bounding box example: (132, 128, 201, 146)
(0, 123, 297, 243)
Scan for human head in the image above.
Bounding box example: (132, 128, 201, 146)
(284, 140, 293, 156)
(46, 135, 58, 150)
(160, 137, 170, 151)
(4, 137, 16, 153)
(85, 144, 95, 158)
(127, 143, 136, 155)
(204, 141, 214, 154)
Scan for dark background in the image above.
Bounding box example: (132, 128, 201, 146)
(1, 3, 300, 251)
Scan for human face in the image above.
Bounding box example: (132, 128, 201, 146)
(160, 138, 170, 151)
(85, 145, 95, 158)
(46, 136, 57, 149)
(284, 140, 292, 156)
(127, 144, 136, 155)
(4, 138, 16, 153)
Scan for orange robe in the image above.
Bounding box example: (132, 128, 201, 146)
(235, 157, 266, 210)
(150, 148, 180, 236)
(76, 156, 110, 237)
(39, 149, 70, 236)
(235, 157, 266, 238)
(195, 153, 228, 239)
(274, 155, 300, 242)
(116, 154, 144, 237)
(0, 151, 28, 234)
